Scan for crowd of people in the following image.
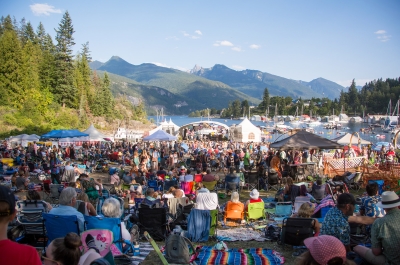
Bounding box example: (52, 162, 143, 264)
(1, 137, 400, 265)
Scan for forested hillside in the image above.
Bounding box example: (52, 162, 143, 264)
(0, 13, 147, 137)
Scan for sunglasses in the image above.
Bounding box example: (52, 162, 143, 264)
(41, 253, 61, 265)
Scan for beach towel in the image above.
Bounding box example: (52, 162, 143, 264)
(216, 227, 266, 242)
(186, 209, 211, 242)
(195, 246, 285, 265)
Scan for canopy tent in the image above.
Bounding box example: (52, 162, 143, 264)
(331, 133, 371, 145)
(229, 117, 261, 143)
(142, 129, 177, 141)
(9, 134, 40, 142)
(82, 124, 109, 141)
(41, 129, 89, 139)
(270, 130, 343, 150)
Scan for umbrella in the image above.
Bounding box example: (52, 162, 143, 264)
(331, 133, 371, 145)
(270, 130, 343, 150)
(143, 130, 177, 141)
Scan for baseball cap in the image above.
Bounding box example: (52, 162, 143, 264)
(0, 186, 16, 216)
(304, 235, 346, 265)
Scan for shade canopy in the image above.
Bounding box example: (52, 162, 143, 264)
(270, 130, 343, 150)
(82, 124, 108, 141)
(142, 129, 177, 141)
(9, 134, 40, 142)
(331, 133, 371, 145)
(41, 129, 89, 139)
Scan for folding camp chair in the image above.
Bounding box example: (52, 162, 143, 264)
(194, 174, 203, 183)
(202, 181, 217, 192)
(186, 209, 212, 242)
(224, 201, 244, 226)
(246, 201, 266, 224)
(170, 203, 195, 231)
(272, 202, 293, 225)
(147, 180, 159, 191)
(137, 207, 168, 241)
(209, 209, 218, 239)
(163, 180, 178, 192)
(245, 172, 258, 191)
(84, 215, 134, 255)
(42, 179, 51, 200)
(280, 218, 315, 247)
(225, 177, 240, 193)
(195, 193, 219, 210)
(180, 181, 195, 195)
(134, 198, 144, 212)
(49, 184, 63, 205)
(42, 213, 80, 246)
(295, 167, 306, 182)
(293, 196, 311, 214)
(16, 200, 49, 247)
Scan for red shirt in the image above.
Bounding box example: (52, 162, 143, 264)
(0, 239, 42, 265)
(250, 198, 263, 203)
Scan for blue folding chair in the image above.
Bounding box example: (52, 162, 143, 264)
(147, 180, 159, 191)
(163, 180, 178, 192)
(42, 213, 80, 246)
(273, 202, 293, 224)
(84, 215, 134, 255)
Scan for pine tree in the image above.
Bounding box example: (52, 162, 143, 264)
(102, 72, 114, 116)
(54, 11, 77, 108)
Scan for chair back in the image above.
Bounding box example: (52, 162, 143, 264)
(84, 216, 124, 251)
(368, 180, 384, 195)
(195, 193, 218, 210)
(81, 229, 119, 256)
(224, 201, 244, 222)
(163, 180, 178, 192)
(247, 173, 258, 184)
(209, 209, 218, 237)
(202, 181, 217, 191)
(138, 207, 168, 241)
(268, 173, 279, 185)
(42, 213, 80, 245)
(43, 180, 51, 191)
(297, 167, 305, 174)
(194, 174, 203, 183)
(247, 202, 265, 221)
(275, 202, 293, 217)
(180, 181, 195, 195)
(148, 180, 159, 191)
(16, 200, 48, 238)
(157, 174, 165, 181)
(293, 197, 311, 213)
(281, 217, 315, 246)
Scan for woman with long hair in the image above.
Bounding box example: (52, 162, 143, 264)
(49, 152, 61, 184)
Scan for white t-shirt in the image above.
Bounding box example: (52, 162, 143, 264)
(184, 174, 194, 182)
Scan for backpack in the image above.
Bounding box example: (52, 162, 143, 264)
(265, 224, 282, 241)
(164, 234, 195, 264)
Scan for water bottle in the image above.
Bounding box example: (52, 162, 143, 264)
(133, 244, 140, 256)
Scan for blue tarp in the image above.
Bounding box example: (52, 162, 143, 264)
(143, 130, 177, 141)
(41, 129, 89, 139)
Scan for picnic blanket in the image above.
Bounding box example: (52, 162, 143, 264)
(130, 242, 153, 265)
(194, 246, 285, 265)
(216, 227, 266, 241)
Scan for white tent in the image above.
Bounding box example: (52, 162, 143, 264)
(82, 124, 109, 141)
(230, 117, 261, 142)
(9, 134, 40, 147)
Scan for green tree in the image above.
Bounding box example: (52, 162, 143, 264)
(241, 100, 249, 117)
(54, 11, 77, 108)
(348, 79, 359, 113)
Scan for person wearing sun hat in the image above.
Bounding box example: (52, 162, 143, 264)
(0, 186, 42, 265)
(244, 189, 262, 211)
(354, 191, 400, 265)
(295, 235, 355, 265)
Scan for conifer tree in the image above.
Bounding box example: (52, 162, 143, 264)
(54, 11, 77, 108)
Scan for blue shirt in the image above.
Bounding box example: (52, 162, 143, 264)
(360, 195, 384, 217)
(320, 207, 350, 245)
(49, 205, 85, 232)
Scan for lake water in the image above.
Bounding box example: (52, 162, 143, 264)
(147, 116, 396, 146)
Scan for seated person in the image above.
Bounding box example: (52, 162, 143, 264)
(162, 186, 176, 199)
(184, 169, 194, 182)
(244, 189, 262, 211)
(45, 232, 84, 265)
(359, 182, 384, 217)
(0, 186, 42, 265)
(49, 187, 85, 232)
(224, 167, 239, 194)
(76, 193, 96, 216)
(134, 172, 146, 186)
(291, 202, 320, 236)
(194, 182, 210, 196)
(173, 189, 184, 198)
(296, 235, 356, 265)
(311, 179, 326, 201)
(299, 185, 316, 202)
(26, 189, 53, 211)
(156, 166, 167, 177)
(224, 192, 244, 219)
(281, 159, 291, 177)
(122, 171, 135, 184)
(140, 188, 162, 208)
(203, 168, 219, 182)
(102, 197, 130, 241)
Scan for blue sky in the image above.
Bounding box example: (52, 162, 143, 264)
(1, 0, 399, 87)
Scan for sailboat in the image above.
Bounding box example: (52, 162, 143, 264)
(290, 106, 302, 125)
(383, 99, 399, 132)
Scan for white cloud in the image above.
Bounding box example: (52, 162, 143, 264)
(213, 40, 234, 47)
(374, 29, 391, 42)
(232, 65, 245, 70)
(374, 30, 386, 34)
(249, 44, 261, 49)
(195, 30, 202, 35)
(181, 31, 201, 39)
(30, 3, 61, 16)
(231, 47, 242, 52)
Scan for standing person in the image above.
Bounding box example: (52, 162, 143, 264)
(243, 149, 250, 171)
(151, 148, 159, 171)
(79, 174, 102, 208)
(354, 191, 400, 265)
(0, 186, 42, 265)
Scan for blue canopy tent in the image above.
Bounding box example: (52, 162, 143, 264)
(41, 130, 89, 139)
(143, 130, 177, 141)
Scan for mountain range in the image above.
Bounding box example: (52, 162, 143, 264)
(90, 56, 345, 115)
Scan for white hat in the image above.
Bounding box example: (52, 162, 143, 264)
(249, 189, 259, 199)
(376, 191, 400, 208)
(180, 165, 186, 170)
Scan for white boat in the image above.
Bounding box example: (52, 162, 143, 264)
(307, 121, 321, 127)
